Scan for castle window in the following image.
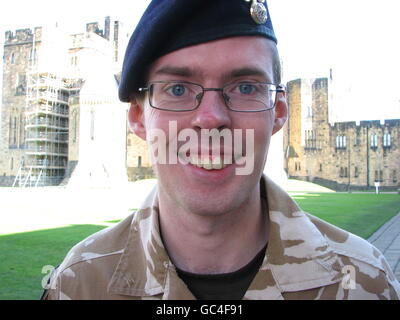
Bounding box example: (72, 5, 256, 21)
(393, 170, 397, 183)
(15, 73, 27, 95)
(383, 133, 391, 148)
(370, 134, 378, 148)
(71, 56, 78, 66)
(354, 167, 359, 178)
(305, 130, 317, 150)
(319, 163, 322, 172)
(339, 167, 349, 178)
(138, 156, 142, 168)
(10, 52, 15, 64)
(9, 115, 18, 148)
(336, 135, 346, 149)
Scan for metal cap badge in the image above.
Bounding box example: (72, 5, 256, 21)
(245, 0, 268, 24)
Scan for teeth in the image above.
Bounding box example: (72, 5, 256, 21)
(203, 163, 213, 170)
(188, 155, 229, 170)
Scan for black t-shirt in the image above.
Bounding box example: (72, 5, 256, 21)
(176, 244, 267, 300)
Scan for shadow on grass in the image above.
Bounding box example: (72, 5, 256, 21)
(0, 223, 111, 300)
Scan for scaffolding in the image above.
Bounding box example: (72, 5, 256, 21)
(15, 71, 70, 187)
(11, 23, 109, 187)
(11, 25, 76, 188)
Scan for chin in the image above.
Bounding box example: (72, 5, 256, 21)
(169, 176, 258, 217)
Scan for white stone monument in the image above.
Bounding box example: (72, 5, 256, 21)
(67, 63, 128, 188)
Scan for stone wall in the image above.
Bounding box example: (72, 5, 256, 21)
(0, 27, 42, 178)
(126, 131, 154, 180)
(285, 77, 400, 190)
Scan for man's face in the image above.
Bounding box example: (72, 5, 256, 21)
(129, 36, 287, 216)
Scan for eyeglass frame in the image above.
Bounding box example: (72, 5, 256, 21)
(138, 81, 286, 112)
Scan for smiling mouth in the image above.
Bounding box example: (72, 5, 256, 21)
(177, 153, 244, 171)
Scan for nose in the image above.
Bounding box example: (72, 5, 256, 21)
(190, 90, 232, 130)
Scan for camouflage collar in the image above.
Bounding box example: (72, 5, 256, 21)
(108, 175, 342, 299)
(108, 186, 175, 297)
(261, 177, 343, 294)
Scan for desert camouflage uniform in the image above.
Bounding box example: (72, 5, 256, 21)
(44, 176, 400, 300)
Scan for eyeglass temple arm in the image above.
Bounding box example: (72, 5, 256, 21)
(276, 84, 286, 93)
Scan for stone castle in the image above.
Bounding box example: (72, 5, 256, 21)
(0, 17, 152, 187)
(284, 77, 400, 191)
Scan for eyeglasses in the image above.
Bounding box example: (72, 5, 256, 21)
(138, 81, 285, 112)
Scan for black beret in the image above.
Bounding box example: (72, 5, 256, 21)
(118, 0, 277, 102)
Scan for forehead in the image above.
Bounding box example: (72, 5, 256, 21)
(148, 36, 276, 82)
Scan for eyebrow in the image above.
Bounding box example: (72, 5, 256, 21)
(154, 66, 194, 77)
(228, 67, 269, 80)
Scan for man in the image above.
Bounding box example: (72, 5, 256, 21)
(44, 0, 400, 300)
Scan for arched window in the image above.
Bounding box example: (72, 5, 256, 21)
(138, 156, 142, 168)
(370, 134, 378, 148)
(383, 133, 391, 148)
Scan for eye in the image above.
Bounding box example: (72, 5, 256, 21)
(169, 84, 186, 97)
(238, 83, 255, 95)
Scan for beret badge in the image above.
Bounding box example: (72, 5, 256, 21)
(245, 0, 268, 24)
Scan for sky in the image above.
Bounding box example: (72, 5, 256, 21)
(0, 0, 399, 122)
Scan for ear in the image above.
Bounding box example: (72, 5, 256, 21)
(128, 98, 147, 140)
(272, 91, 288, 135)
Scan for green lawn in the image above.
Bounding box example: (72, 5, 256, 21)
(0, 193, 399, 300)
(293, 193, 400, 239)
(0, 224, 109, 300)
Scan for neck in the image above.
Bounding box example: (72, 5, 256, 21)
(158, 183, 269, 274)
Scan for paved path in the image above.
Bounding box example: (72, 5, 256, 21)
(368, 212, 400, 281)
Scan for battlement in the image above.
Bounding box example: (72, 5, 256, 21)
(287, 78, 328, 90)
(86, 16, 117, 41)
(311, 77, 328, 89)
(4, 27, 42, 46)
(332, 119, 400, 129)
